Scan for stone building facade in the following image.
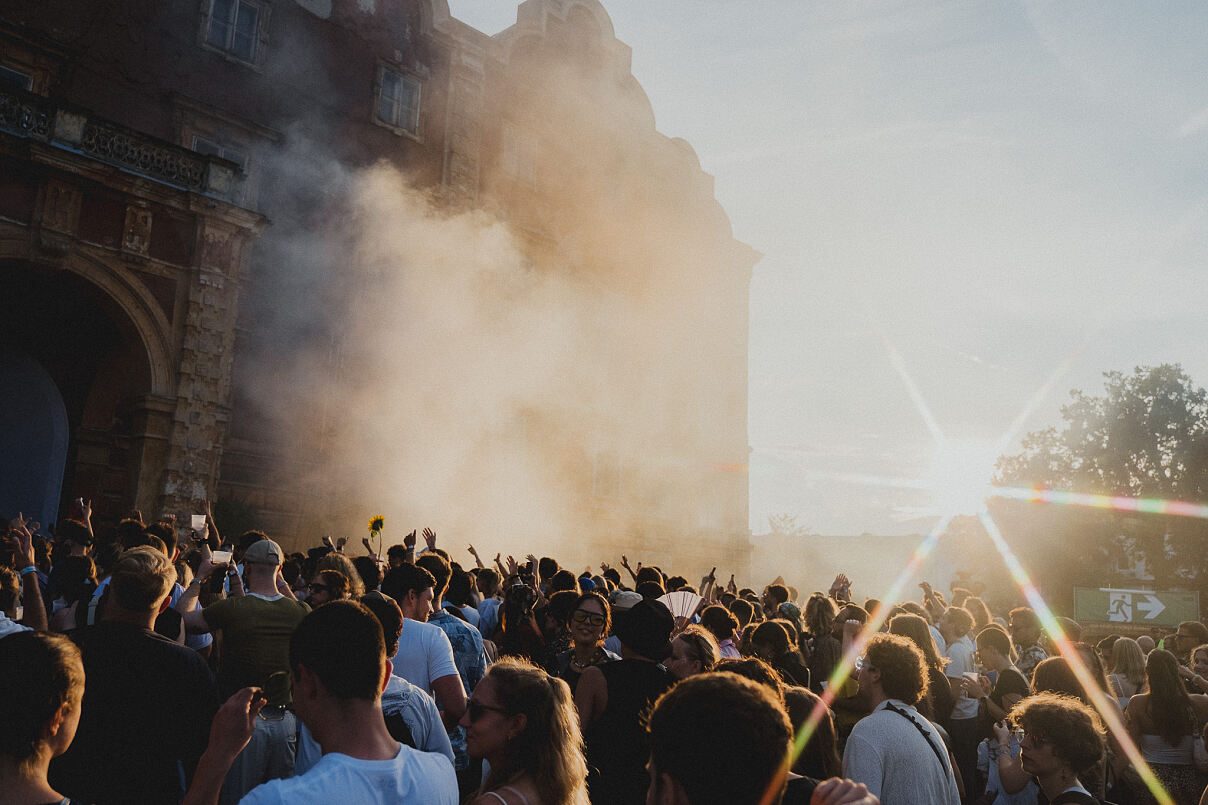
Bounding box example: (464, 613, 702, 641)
(0, 0, 757, 577)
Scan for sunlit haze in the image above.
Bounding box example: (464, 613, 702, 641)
(453, 1, 1208, 536)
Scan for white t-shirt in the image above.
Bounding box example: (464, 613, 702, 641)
(930, 624, 947, 655)
(843, 699, 961, 805)
(392, 618, 462, 694)
(0, 610, 31, 638)
(477, 597, 501, 638)
(294, 676, 454, 770)
(944, 634, 979, 720)
(239, 743, 457, 804)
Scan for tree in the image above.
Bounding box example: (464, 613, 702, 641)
(767, 513, 817, 541)
(994, 364, 1208, 594)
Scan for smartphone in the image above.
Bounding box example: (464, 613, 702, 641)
(211, 550, 233, 564)
(191, 514, 206, 531)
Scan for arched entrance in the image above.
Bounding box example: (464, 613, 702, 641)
(0, 260, 162, 525)
(0, 346, 69, 529)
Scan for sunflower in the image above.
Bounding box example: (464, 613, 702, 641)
(368, 515, 385, 533)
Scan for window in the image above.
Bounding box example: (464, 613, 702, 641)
(0, 65, 33, 91)
(500, 122, 536, 184)
(376, 67, 421, 135)
(192, 135, 248, 173)
(206, 0, 261, 62)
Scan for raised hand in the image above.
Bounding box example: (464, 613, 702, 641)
(422, 528, 436, 551)
(82, 499, 93, 522)
(506, 555, 519, 576)
(727, 574, 737, 594)
(9, 516, 35, 568)
(600, 562, 610, 573)
(404, 530, 417, 550)
(321, 535, 335, 550)
(467, 544, 480, 557)
(335, 536, 348, 551)
(621, 555, 632, 569)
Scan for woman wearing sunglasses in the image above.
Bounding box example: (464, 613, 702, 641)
(460, 656, 588, 805)
(552, 592, 619, 693)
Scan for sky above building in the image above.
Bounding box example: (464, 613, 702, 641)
(449, 1, 1208, 536)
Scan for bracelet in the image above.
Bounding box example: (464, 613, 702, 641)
(19, 565, 37, 576)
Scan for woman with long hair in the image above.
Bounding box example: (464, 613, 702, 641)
(495, 583, 544, 663)
(0, 631, 86, 805)
(552, 592, 618, 693)
(888, 612, 953, 726)
(1108, 637, 1146, 705)
(1123, 648, 1208, 804)
(782, 685, 842, 781)
(461, 656, 588, 805)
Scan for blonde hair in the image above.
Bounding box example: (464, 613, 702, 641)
(676, 625, 721, 672)
(1111, 637, 1146, 689)
(110, 547, 177, 611)
(317, 552, 366, 598)
(480, 657, 589, 805)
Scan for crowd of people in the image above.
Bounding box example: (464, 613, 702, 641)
(3, 505, 1208, 805)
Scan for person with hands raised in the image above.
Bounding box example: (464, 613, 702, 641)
(174, 536, 310, 804)
(6, 516, 47, 633)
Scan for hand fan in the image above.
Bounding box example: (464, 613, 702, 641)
(658, 590, 703, 619)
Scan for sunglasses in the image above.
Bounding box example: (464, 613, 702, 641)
(467, 700, 508, 722)
(572, 610, 606, 627)
(1014, 728, 1048, 746)
(855, 656, 876, 672)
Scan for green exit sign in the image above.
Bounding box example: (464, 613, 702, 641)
(1074, 587, 1199, 628)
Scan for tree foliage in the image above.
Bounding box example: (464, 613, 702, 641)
(767, 513, 817, 541)
(995, 365, 1208, 592)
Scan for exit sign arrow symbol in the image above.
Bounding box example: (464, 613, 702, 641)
(1137, 594, 1167, 620)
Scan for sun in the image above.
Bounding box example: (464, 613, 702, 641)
(924, 439, 999, 516)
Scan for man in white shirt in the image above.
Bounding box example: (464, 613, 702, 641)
(843, 633, 960, 804)
(182, 600, 457, 805)
(938, 605, 979, 798)
(380, 563, 466, 730)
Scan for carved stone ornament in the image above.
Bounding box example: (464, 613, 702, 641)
(201, 225, 237, 272)
(122, 206, 153, 255)
(42, 181, 81, 233)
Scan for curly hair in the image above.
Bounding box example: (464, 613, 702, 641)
(0, 632, 84, 762)
(1010, 692, 1105, 775)
(479, 657, 588, 805)
(864, 632, 929, 705)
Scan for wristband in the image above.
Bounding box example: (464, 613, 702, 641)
(19, 565, 37, 576)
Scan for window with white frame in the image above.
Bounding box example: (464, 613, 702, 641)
(376, 67, 421, 135)
(206, 0, 262, 63)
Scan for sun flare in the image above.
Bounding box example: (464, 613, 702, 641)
(924, 439, 998, 516)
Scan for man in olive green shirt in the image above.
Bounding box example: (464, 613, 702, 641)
(178, 535, 309, 805)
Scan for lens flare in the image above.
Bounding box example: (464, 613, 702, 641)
(759, 516, 954, 805)
(991, 485, 1208, 519)
(977, 511, 1174, 805)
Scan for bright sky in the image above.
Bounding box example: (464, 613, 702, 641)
(449, 1, 1208, 536)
